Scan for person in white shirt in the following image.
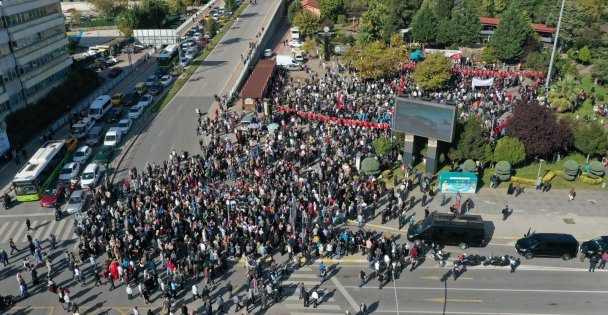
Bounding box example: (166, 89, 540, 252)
(310, 290, 319, 308)
(132, 306, 139, 315)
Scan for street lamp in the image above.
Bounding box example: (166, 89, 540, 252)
(536, 159, 545, 179)
(318, 26, 334, 62)
(545, 0, 566, 89)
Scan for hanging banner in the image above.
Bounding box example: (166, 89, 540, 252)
(472, 77, 494, 88)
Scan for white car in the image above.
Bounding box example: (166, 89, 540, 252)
(72, 146, 92, 165)
(160, 75, 174, 87)
(289, 40, 303, 48)
(59, 162, 80, 181)
(80, 163, 101, 187)
(264, 49, 272, 58)
(194, 32, 202, 40)
(128, 105, 144, 120)
(105, 56, 119, 65)
(137, 94, 153, 108)
(117, 118, 132, 134)
(179, 57, 191, 68)
(65, 190, 85, 214)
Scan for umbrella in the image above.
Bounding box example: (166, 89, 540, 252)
(409, 50, 424, 60)
(267, 123, 279, 131)
(248, 123, 261, 129)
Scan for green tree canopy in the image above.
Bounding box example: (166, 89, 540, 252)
(411, 3, 437, 45)
(412, 53, 452, 91)
(572, 120, 608, 162)
(373, 137, 392, 157)
(293, 11, 321, 38)
(287, 0, 303, 23)
(452, 0, 481, 46)
(489, 3, 533, 62)
(319, 0, 345, 21)
(342, 41, 405, 79)
(547, 74, 579, 113)
(450, 117, 488, 162)
(591, 59, 608, 84)
(577, 46, 591, 64)
(492, 136, 526, 165)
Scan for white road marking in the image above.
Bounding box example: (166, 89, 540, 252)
(329, 270, 359, 311)
(284, 304, 341, 310)
(41, 220, 58, 241)
(53, 219, 68, 241)
(20, 220, 37, 242)
(348, 286, 608, 294)
(1, 221, 19, 243)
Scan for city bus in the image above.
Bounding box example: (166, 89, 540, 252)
(157, 44, 179, 69)
(12, 140, 73, 201)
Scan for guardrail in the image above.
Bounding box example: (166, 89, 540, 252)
(223, 0, 285, 103)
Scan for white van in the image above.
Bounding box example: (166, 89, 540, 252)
(71, 117, 95, 139)
(103, 127, 122, 147)
(290, 27, 300, 40)
(80, 163, 101, 187)
(276, 54, 297, 66)
(88, 95, 112, 121)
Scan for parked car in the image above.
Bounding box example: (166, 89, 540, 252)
(111, 92, 124, 106)
(108, 67, 123, 78)
(145, 75, 159, 86)
(179, 57, 191, 68)
(160, 75, 174, 87)
(124, 90, 139, 106)
(264, 49, 273, 58)
(40, 183, 66, 208)
(65, 190, 86, 214)
(72, 146, 92, 164)
(128, 105, 144, 119)
(148, 83, 163, 96)
(580, 236, 608, 257)
(104, 107, 123, 123)
(117, 118, 132, 134)
(515, 232, 579, 260)
(288, 40, 303, 48)
(137, 94, 154, 108)
(59, 162, 80, 182)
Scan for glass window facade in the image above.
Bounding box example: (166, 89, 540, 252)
(2, 3, 61, 27)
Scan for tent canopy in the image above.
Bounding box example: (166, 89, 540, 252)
(410, 50, 424, 60)
(241, 59, 276, 100)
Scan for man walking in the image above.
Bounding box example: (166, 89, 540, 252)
(9, 239, 19, 254)
(589, 255, 598, 272)
(509, 256, 517, 273)
(25, 218, 33, 231)
(310, 290, 319, 308)
(359, 270, 366, 287)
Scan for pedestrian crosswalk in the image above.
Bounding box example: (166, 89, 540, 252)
(280, 265, 347, 315)
(0, 218, 75, 245)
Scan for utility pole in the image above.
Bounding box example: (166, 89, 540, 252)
(545, 0, 566, 89)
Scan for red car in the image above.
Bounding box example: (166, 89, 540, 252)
(40, 184, 66, 208)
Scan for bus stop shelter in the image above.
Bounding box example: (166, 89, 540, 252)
(240, 59, 276, 111)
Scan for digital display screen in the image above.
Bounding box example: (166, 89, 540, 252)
(394, 97, 456, 143)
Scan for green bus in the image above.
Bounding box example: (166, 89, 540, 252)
(12, 140, 72, 202)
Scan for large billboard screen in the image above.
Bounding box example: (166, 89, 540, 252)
(394, 97, 456, 143)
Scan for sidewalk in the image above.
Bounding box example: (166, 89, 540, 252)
(0, 54, 157, 194)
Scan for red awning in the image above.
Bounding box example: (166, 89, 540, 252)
(241, 59, 276, 100)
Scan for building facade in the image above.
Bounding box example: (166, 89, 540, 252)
(0, 0, 73, 120)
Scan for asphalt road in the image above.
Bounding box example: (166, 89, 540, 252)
(126, 0, 280, 167)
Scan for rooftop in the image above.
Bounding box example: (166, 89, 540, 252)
(479, 17, 556, 34)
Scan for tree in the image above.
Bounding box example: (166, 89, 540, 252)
(287, 0, 302, 23)
(434, 18, 455, 47)
(506, 102, 573, 157)
(411, 3, 437, 46)
(226, 0, 238, 13)
(489, 4, 533, 62)
(71, 9, 83, 27)
(91, 0, 120, 17)
(373, 137, 392, 157)
(572, 0, 608, 24)
(293, 11, 320, 38)
(523, 51, 550, 71)
(481, 46, 498, 63)
(545, 1, 589, 48)
(577, 46, 591, 64)
(302, 39, 317, 54)
(118, 9, 137, 37)
(572, 120, 608, 163)
(452, 0, 481, 46)
(207, 18, 219, 37)
(492, 137, 526, 165)
(166, 0, 187, 14)
(591, 59, 608, 84)
(319, 0, 345, 21)
(342, 41, 405, 79)
(412, 53, 452, 91)
(450, 117, 488, 161)
(548, 74, 578, 113)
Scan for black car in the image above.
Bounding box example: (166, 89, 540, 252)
(580, 236, 608, 257)
(87, 61, 106, 71)
(124, 89, 139, 106)
(407, 213, 486, 249)
(515, 233, 578, 260)
(105, 107, 123, 123)
(108, 67, 123, 78)
(148, 83, 163, 96)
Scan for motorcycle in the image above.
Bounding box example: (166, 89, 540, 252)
(483, 254, 510, 267)
(0, 295, 15, 309)
(2, 194, 11, 210)
(454, 254, 483, 267)
(432, 250, 447, 267)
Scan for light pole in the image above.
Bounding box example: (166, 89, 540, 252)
(545, 0, 566, 89)
(536, 159, 545, 179)
(318, 26, 334, 62)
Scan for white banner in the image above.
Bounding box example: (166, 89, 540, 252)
(472, 77, 494, 88)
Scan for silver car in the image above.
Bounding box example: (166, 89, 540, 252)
(64, 190, 86, 214)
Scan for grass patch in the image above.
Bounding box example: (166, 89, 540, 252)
(573, 76, 607, 117)
(152, 2, 250, 112)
